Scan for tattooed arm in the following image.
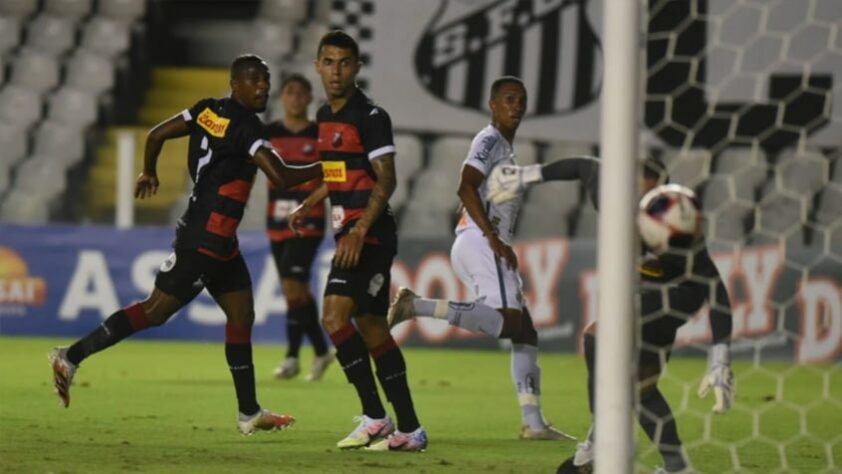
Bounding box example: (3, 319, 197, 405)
(334, 153, 397, 268)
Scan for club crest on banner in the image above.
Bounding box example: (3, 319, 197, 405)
(414, 0, 602, 116)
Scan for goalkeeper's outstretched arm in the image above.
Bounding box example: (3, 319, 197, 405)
(487, 156, 600, 207)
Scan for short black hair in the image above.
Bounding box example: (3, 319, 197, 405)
(317, 30, 359, 59)
(490, 76, 525, 99)
(230, 54, 268, 79)
(281, 73, 311, 93)
(641, 156, 668, 184)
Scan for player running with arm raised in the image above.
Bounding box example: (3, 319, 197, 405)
(48, 55, 321, 435)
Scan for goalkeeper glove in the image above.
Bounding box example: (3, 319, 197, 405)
(487, 163, 543, 204)
(697, 342, 734, 414)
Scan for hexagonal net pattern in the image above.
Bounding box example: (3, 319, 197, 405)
(633, 1, 842, 472)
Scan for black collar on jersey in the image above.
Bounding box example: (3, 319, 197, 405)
(266, 120, 317, 136)
(324, 87, 368, 117)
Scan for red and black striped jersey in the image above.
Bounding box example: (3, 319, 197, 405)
(264, 121, 325, 242)
(316, 88, 397, 246)
(174, 97, 266, 260)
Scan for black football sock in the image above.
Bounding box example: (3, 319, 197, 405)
(299, 299, 328, 356)
(372, 337, 420, 433)
(66, 303, 151, 366)
(639, 387, 688, 472)
(225, 324, 260, 416)
(330, 323, 386, 419)
(285, 299, 306, 359)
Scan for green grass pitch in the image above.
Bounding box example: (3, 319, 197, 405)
(0, 336, 839, 473)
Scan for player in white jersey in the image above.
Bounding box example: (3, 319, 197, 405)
(389, 77, 574, 441)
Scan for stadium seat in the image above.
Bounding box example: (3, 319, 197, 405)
(0, 189, 49, 223)
(394, 133, 423, 179)
(831, 161, 842, 185)
(700, 176, 734, 212)
(65, 49, 115, 94)
(573, 205, 599, 238)
(662, 149, 711, 188)
(814, 186, 842, 227)
(544, 141, 596, 162)
(756, 186, 804, 238)
(0, 0, 37, 18)
(708, 202, 751, 244)
(12, 155, 68, 197)
(238, 172, 267, 231)
(411, 170, 460, 211)
(32, 120, 85, 166)
(26, 14, 77, 57)
(44, 0, 93, 21)
(399, 201, 454, 238)
(528, 179, 581, 211)
(48, 86, 98, 127)
(429, 135, 472, 175)
(249, 21, 295, 62)
(517, 202, 571, 238)
(0, 161, 9, 194)
(10, 48, 60, 93)
(775, 149, 828, 196)
(0, 85, 42, 128)
(0, 123, 28, 167)
(0, 16, 22, 57)
(98, 0, 146, 21)
(80, 17, 131, 58)
(714, 147, 765, 173)
(513, 139, 537, 165)
(258, 0, 309, 23)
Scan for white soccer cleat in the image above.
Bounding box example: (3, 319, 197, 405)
(237, 408, 295, 435)
(48, 346, 77, 408)
(273, 356, 300, 380)
(519, 424, 576, 442)
(305, 351, 335, 382)
(573, 440, 594, 466)
(336, 415, 395, 449)
(387, 287, 418, 329)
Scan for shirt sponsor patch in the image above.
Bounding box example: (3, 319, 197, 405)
(323, 161, 347, 182)
(197, 107, 230, 138)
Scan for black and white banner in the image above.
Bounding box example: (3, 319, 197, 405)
(329, 0, 840, 147)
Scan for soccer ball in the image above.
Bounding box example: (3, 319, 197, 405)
(638, 184, 703, 255)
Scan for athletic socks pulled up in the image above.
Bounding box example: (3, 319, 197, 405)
(225, 324, 260, 416)
(371, 337, 420, 433)
(412, 298, 504, 337)
(66, 303, 151, 366)
(511, 343, 547, 431)
(330, 323, 386, 419)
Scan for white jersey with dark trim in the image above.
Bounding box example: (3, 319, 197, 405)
(455, 124, 522, 244)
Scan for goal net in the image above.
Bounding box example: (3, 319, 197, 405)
(635, 0, 841, 472)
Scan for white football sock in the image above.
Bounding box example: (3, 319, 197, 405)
(411, 298, 503, 337)
(511, 343, 547, 431)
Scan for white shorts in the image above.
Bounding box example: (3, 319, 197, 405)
(451, 229, 524, 311)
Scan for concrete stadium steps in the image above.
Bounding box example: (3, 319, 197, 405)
(86, 127, 189, 223)
(86, 68, 229, 223)
(137, 67, 230, 126)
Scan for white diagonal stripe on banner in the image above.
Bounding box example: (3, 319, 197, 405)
(446, 59, 468, 105)
(481, 42, 506, 112)
(555, 3, 579, 112)
(522, 20, 543, 116)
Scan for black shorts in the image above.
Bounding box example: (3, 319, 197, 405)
(154, 249, 252, 304)
(638, 284, 706, 369)
(324, 243, 395, 316)
(270, 237, 322, 282)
